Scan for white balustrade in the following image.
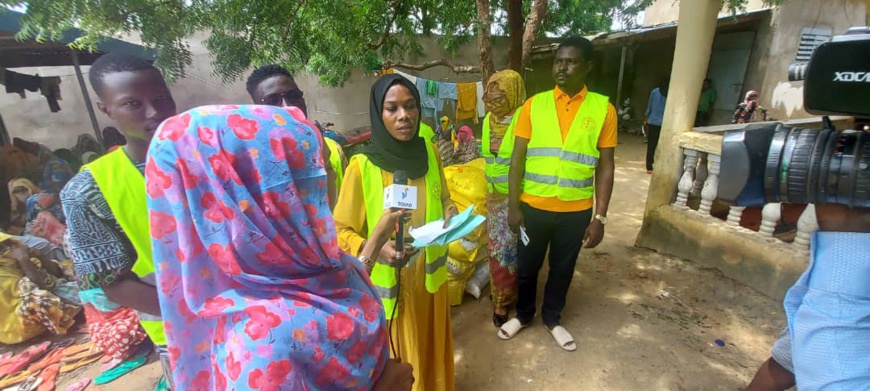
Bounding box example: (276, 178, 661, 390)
(794, 204, 819, 248)
(759, 202, 782, 237)
(698, 154, 720, 216)
(727, 206, 746, 227)
(674, 131, 814, 258)
(692, 153, 708, 198)
(675, 149, 699, 209)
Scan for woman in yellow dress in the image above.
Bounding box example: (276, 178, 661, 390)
(0, 232, 80, 344)
(334, 74, 458, 391)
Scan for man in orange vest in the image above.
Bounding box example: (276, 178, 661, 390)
(498, 37, 617, 351)
(61, 53, 177, 390)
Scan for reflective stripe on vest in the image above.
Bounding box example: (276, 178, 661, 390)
(324, 137, 344, 196)
(353, 142, 448, 319)
(481, 112, 520, 194)
(86, 148, 166, 346)
(523, 90, 608, 201)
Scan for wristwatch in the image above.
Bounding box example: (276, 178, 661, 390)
(358, 255, 376, 271)
(594, 214, 608, 225)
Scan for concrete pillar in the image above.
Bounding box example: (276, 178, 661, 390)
(636, 0, 721, 245)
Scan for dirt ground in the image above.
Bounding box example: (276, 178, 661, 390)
(5, 135, 788, 390)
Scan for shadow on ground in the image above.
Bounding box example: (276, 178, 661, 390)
(450, 135, 785, 391)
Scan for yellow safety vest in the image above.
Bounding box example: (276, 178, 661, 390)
(324, 137, 345, 196)
(353, 142, 448, 319)
(419, 122, 435, 143)
(86, 148, 166, 346)
(523, 90, 608, 201)
(481, 112, 520, 194)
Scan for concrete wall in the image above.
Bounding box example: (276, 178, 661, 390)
(636, 206, 807, 300)
(0, 34, 509, 150)
(759, 0, 866, 120)
(643, 0, 770, 26)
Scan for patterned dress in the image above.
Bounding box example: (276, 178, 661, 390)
(60, 162, 158, 369)
(146, 105, 389, 390)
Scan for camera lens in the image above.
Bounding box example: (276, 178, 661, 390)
(763, 125, 789, 202)
(785, 128, 816, 204)
(722, 125, 870, 208)
(806, 129, 833, 204)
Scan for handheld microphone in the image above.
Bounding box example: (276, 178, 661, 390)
(390, 170, 410, 262)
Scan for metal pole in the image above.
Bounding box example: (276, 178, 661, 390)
(71, 49, 103, 146)
(616, 45, 627, 105)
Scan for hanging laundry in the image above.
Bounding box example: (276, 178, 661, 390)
(456, 82, 478, 124)
(394, 70, 418, 85)
(39, 77, 62, 113)
(3, 70, 41, 99)
(426, 79, 438, 96)
(436, 82, 457, 121)
(436, 81, 457, 100)
(476, 81, 487, 118)
(417, 77, 439, 119)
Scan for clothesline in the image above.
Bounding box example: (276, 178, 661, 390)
(390, 69, 485, 123)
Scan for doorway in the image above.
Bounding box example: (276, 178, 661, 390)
(706, 31, 756, 125)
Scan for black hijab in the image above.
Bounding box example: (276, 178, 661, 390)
(360, 74, 429, 179)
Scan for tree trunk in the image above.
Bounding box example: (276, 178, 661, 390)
(507, 0, 524, 73)
(521, 0, 548, 70)
(476, 0, 495, 83)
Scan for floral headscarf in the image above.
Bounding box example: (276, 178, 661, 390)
(485, 70, 526, 137)
(146, 105, 388, 389)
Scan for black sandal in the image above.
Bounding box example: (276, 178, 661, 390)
(493, 312, 509, 327)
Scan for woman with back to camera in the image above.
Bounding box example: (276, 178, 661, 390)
(145, 104, 413, 390)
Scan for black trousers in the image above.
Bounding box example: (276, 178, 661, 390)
(516, 203, 592, 327)
(646, 124, 662, 171)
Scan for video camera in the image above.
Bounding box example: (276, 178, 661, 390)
(719, 27, 870, 208)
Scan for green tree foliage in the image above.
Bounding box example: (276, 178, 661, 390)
(1, 0, 780, 86)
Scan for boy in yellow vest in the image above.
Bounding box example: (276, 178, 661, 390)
(61, 53, 177, 390)
(498, 37, 617, 351)
(245, 65, 345, 208)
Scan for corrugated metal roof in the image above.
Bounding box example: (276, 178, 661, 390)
(532, 8, 772, 55)
(0, 10, 156, 68)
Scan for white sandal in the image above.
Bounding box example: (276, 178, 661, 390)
(498, 318, 527, 340)
(547, 325, 577, 351)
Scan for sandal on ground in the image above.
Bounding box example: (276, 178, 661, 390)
(492, 312, 509, 328)
(547, 325, 577, 351)
(498, 318, 528, 340)
(155, 375, 170, 391)
(65, 378, 92, 391)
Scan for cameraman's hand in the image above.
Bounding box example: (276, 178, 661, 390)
(816, 204, 870, 233)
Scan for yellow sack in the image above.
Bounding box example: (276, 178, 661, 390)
(443, 159, 490, 306)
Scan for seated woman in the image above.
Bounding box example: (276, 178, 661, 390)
(8, 178, 67, 246)
(8, 178, 41, 235)
(39, 157, 74, 195)
(0, 232, 80, 345)
(334, 74, 458, 391)
(445, 125, 480, 166)
(146, 105, 413, 390)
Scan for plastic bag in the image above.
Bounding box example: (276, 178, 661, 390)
(465, 262, 491, 300)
